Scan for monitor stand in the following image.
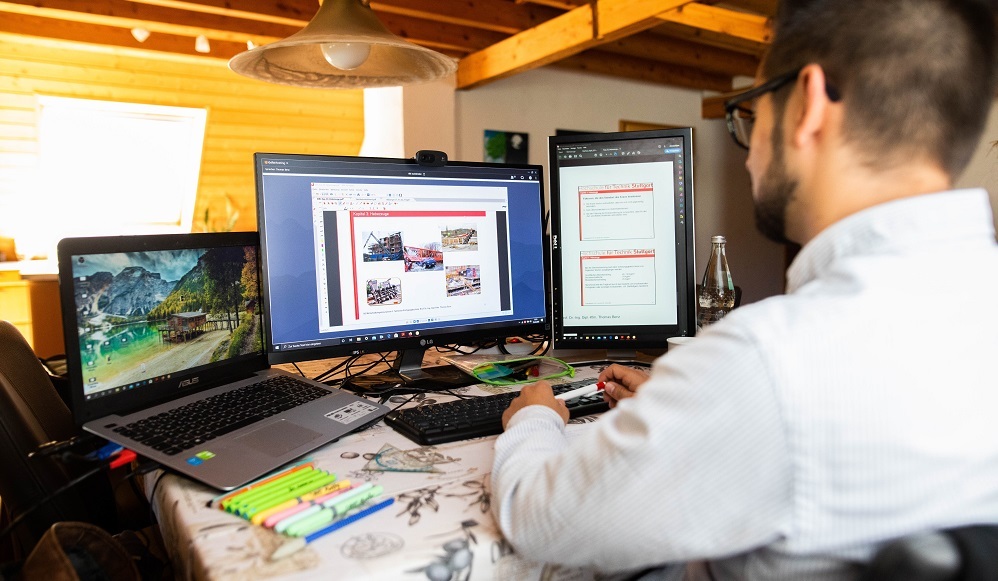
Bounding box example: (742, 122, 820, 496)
(338, 349, 477, 395)
(391, 348, 475, 389)
(550, 348, 657, 369)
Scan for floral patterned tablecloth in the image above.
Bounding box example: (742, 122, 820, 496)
(148, 361, 622, 581)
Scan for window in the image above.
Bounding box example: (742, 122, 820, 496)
(13, 97, 206, 258)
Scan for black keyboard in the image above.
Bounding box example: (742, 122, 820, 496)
(385, 379, 609, 445)
(112, 375, 329, 456)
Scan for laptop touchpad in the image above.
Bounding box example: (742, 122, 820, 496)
(236, 420, 321, 456)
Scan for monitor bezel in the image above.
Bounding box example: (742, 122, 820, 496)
(548, 128, 696, 352)
(58, 232, 266, 425)
(254, 152, 551, 367)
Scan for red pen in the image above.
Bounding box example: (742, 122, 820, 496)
(555, 381, 605, 401)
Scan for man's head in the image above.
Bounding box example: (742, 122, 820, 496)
(766, 0, 997, 174)
(740, 0, 998, 243)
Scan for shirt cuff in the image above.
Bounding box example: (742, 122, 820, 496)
(506, 404, 568, 431)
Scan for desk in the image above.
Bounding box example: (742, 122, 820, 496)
(148, 360, 615, 580)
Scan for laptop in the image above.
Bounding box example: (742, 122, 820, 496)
(58, 232, 390, 490)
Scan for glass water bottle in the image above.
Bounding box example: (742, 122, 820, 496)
(697, 235, 736, 330)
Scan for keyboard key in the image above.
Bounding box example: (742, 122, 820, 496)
(385, 379, 608, 445)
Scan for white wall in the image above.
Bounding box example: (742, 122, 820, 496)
(401, 77, 457, 158)
(400, 67, 998, 307)
(451, 67, 786, 304)
(956, 103, 998, 223)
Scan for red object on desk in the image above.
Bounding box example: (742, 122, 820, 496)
(109, 449, 136, 469)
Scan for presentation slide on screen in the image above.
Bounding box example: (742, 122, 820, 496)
(311, 183, 511, 334)
(578, 183, 655, 241)
(580, 249, 656, 306)
(559, 162, 678, 327)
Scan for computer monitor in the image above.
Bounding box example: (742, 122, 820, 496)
(548, 128, 696, 359)
(254, 152, 549, 384)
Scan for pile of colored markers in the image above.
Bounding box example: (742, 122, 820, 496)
(211, 461, 393, 560)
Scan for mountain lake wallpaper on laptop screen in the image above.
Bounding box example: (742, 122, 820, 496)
(71, 245, 262, 397)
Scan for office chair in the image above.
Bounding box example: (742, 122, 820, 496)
(0, 320, 118, 560)
(862, 524, 998, 581)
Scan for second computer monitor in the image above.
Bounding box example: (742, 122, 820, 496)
(254, 153, 549, 381)
(548, 129, 696, 355)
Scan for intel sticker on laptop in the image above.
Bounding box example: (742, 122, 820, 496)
(325, 401, 381, 424)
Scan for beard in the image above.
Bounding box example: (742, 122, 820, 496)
(753, 122, 798, 245)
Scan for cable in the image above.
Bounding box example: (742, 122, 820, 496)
(313, 354, 363, 383)
(0, 461, 107, 543)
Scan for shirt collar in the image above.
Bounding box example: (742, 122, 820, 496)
(786, 189, 995, 293)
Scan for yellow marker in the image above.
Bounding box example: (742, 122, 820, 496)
(250, 480, 351, 526)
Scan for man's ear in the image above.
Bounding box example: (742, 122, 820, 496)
(793, 63, 835, 149)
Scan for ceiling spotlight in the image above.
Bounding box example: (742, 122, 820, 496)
(130, 27, 150, 43)
(195, 35, 210, 54)
(228, 0, 456, 89)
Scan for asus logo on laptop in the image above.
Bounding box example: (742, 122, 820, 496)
(179, 377, 200, 388)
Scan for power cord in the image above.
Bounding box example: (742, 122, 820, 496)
(0, 443, 160, 545)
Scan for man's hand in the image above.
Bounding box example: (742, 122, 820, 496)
(501, 381, 570, 429)
(598, 364, 650, 408)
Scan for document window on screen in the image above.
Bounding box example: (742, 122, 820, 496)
(559, 160, 679, 328)
(310, 182, 514, 337)
(549, 129, 696, 352)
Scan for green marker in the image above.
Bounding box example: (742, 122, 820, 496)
(285, 484, 383, 537)
(227, 468, 324, 514)
(222, 467, 319, 511)
(243, 472, 338, 518)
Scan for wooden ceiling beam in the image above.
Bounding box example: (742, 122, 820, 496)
(667, 2, 771, 44)
(377, 12, 506, 53)
(651, 20, 765, 55)
(0, 0, 298, 44)
(558, 49, 733, 92)
(518, 0, 771, 43)
(456, 0, 698, 89)
(0, 10, 246, 59)
(124, 0, 311, 27)
(123, 0, 566, 36)
(371, 0, 562, 35)
(714, 0, 777, 17)
(599, 30, 758, 77)
(0, 0, 770, 93)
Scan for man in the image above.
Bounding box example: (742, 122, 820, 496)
(491, 0, 998, 579)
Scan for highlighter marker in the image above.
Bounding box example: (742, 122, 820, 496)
(251, 480, 351, 526)
(239, 471, 337, 518)
(213, 461, 314, 509)
(270, 484, 360, 532)
(285, 484, 383, 537)
(277, 483, 375, 535)
(270, 498, 395, 561)
(227, 468, 326, 515)
(221, 465, 319, 511)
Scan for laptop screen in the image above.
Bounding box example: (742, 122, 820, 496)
(59, 233, 267, 424)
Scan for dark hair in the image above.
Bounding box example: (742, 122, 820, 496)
(764, 0, 998, 176)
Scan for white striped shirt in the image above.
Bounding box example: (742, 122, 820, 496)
(492, 189, 998, 580)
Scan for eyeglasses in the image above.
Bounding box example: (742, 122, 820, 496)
(724, 67, 841, 150)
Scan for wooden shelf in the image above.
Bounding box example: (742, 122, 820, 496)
(0, 277, 64, 359)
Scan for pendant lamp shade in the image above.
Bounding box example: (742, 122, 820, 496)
(228, 0, 456, 88)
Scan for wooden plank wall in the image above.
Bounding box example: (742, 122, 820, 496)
(0, 33, 364, 235)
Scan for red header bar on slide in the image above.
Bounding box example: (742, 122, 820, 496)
(351, 210, 486, 218)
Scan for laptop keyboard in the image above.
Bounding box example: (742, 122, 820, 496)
(111, 375, 329, 456)
(385, 379, 609, 445)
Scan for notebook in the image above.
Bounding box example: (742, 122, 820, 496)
(57, 232, 389, 490)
